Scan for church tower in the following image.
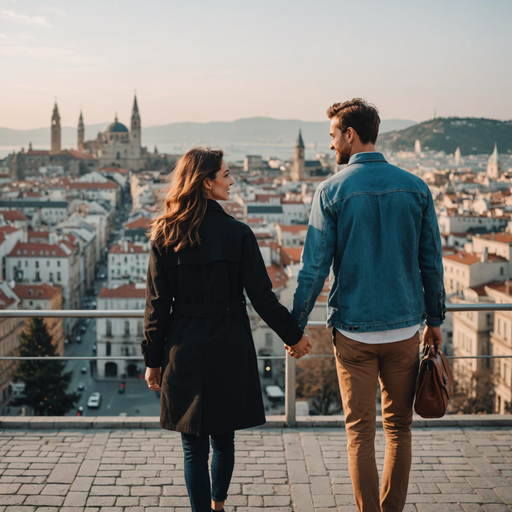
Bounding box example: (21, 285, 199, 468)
(291, 129, 305, 182)
(487, 143, 502, 180)
(131, 93, 141, 158)
(50, 101, 61, 155)
(77, 110, 85, 151)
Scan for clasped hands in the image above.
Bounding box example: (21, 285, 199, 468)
(284, 333, 312, 359)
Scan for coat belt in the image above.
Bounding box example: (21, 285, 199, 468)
(172, 297, 246, 318)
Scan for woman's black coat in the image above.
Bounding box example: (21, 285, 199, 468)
(141, 200, 303, 437)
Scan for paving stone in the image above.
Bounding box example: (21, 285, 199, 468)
(47, 464, 80, 484)
(23, 496, 64, 506)
(63, 492, 88, 507)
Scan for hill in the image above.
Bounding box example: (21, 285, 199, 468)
(0, 117, 415, 151)
(377, 117, 512, 155)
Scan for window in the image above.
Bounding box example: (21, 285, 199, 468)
(106, 320, 112, 337)
(265, 333, 273, 347)
(25, 260, 28, 267)
(137, 321, 143, 336)
(501, 267, 504, 275)
(498, 318, 501, 334)
(57, 261, 61, 267)
(124, 321, 130, 336)
(106, 342, 111, 356)
(35, 271, 40, 281)
(57, 272, 61, 281)
(35, 261, 39, 268)
(487, 314, 492, 326)
(47, 261, 50, 267)
(49, 272, 53, 282)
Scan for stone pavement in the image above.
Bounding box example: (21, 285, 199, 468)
(0, 427, 511, 512)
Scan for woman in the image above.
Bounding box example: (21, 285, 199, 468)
(141, 147, 311, 512)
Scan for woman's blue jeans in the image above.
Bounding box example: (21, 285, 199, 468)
(181, 431, 235, 512)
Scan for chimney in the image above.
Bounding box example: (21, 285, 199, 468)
(481, 247, 488, 262)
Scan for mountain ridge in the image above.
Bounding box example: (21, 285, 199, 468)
(377, 117, 512, 155)
(0, 117, 416, 150)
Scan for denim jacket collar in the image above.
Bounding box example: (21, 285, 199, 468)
(347, 151, 387, 166)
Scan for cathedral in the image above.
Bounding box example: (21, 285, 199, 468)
(79, 94, 144, 171)
(8, 94, 152, 179)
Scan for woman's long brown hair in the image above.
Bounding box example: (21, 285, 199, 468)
(149, 147, 224, 251)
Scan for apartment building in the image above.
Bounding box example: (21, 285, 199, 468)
(96, 283, 146, 378)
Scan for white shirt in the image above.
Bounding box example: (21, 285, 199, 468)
(337, 324, 421, 344)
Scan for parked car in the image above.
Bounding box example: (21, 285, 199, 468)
(87, 392, 101, 408)
(81, 366, 87, 374)
(79, 326, 87, 334)
(76, 336, 82, 344)
(77, 383, 86, 391)
(92, 344, 97, 353)
(99, 273, 106, 280)
(265, 385, 285, 403)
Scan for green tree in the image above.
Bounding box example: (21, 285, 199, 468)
(13, 318, 79, 416)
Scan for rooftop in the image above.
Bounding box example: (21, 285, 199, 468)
(0, 422, 511, 510)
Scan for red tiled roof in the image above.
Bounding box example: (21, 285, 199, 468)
(70, 181, 119, 190)
(0, 225, 19, 236)
(98, 283, 146, 299)
(100, 166, 129, 174)
(485, 281, 512, 297)
(281, 247, 303, 265)
(0, 210, 27, 221)
(28, 230, 49, 239)
(443, 251, 481, 266)
(0, 288, 15, 310)
(469, 284, 489, 296)
(255, 194, 283, 202)
(14, 283, 61, 300)
(247, 218, 265, 224)
(277, 223, 307, 234)
(26, 150, 50, 156)
(125, 216, 151, 230)
(479, 233, 512, 244)
(8, 242, 68, 258)
(266, 264, 289, 290)
(109, 242, 149, 254)
(64, 150, 96, 160)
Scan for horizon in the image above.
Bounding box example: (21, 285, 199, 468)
(1, 0, 511, 130)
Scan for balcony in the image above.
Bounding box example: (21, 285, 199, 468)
(1, 305, 512, 509)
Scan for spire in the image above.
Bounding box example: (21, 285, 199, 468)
(132, 92, 139, 115)
(296, 128, 305, 149)
(53, 100, 59, 116)
(489, 142, 499, 164)
(78, 109, 84, 127)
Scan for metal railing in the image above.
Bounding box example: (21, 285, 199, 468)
(1, 302, 512, 426)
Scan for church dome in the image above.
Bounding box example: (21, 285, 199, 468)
(103, 114, 129, 133)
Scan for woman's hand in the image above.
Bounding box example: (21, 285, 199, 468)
(145, 367, 162, 391)
(284, 333, 312, 359)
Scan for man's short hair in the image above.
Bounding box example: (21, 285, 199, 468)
(327, 99, 380, 145)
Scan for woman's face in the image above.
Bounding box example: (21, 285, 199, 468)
(204, 159, 234, 201)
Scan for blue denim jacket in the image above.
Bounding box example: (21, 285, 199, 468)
(291, 152, 446, 331)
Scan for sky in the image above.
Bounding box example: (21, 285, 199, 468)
(1, 0, 512, 130)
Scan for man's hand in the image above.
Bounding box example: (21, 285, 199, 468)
(422, 325, 443, 354)
(284, 333, 312, 359)
(145, 367, 162, 391)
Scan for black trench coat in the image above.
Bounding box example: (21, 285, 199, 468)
(141, 200, 303, 436)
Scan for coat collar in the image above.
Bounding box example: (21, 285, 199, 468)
(205, 199, 228, 215)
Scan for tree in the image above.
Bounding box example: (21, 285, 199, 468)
(449, 365, 496, 414)
(296, 327, 342, 415)
(13, 318, 80, 416)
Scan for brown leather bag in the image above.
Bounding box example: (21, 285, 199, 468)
(414, 345, 453, 418)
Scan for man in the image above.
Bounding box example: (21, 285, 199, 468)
(288, 99, 446, 512)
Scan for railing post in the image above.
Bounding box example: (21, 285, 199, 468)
(285, 354, 296, 427)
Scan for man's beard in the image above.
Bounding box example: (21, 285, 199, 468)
(337, 149, 350, 165)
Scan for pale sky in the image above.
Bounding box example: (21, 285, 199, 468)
(1, 0, 511, 130)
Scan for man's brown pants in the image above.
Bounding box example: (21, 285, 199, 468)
(333, 329, 420, 512)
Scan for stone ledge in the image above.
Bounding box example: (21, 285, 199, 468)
(1, 414, 511, 430)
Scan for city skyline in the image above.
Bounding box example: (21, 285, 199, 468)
(1, 0, 512, 129)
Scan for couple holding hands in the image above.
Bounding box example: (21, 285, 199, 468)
(141, 98, 446, 512)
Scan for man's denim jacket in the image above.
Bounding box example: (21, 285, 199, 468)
(291, 152, 446, 332)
